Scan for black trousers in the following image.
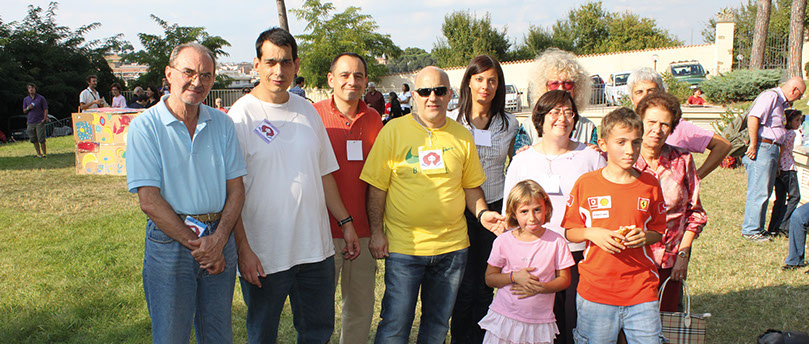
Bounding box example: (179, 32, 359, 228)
(450, 199, 502, 344)
(553, 250, 584, 344)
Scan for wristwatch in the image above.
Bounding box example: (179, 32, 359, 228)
(677, 250, 690, 259)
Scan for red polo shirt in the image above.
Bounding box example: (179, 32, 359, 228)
(314, 96, 383, 238)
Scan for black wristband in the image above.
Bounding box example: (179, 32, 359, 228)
(477, 209, 488, 223)
(337, 215, 353, 227)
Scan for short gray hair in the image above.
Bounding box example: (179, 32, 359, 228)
(627, 67, 666, 93)
(168, 43, 216, 69)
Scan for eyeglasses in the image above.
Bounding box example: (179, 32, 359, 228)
(546, 80, 575, 91)
(547, 109, 575, 119)
(169, 66, 214, 83)
(415, 86, 448, 97)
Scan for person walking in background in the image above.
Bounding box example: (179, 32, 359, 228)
(289, 76, 306, 98)
(79, 74, 107, 111)
(22, 83, 49, 158)
(448, 54, 519, 344)
(110, 83, 127, 108)
(741, 77, 806, 242)
(364, 81, 385, 115)
(479, 180, 574, 344)
(398, 83, 412, 114)
(768, 109, 804, 238)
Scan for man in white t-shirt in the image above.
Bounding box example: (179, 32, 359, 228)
(228, 27, 360, 344)
(79, 74, 107, 111)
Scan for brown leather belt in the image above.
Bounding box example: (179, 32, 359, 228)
(178, 212, 222, 222)
(761, 138, 775, 144)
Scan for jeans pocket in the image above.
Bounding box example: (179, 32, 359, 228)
(146, 223, 175, 244)
(572, 328, 588, 344)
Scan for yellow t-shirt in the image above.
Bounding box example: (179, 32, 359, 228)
(360, 115, 486, 256)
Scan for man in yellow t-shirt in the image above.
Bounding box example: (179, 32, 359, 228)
(360, 66, 504, 344)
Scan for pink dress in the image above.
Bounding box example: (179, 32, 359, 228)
(479, 229, 574, 344)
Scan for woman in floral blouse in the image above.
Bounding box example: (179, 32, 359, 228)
(634, 92, 708, 312)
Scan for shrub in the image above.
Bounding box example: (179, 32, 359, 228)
(662, 72, 692, 103)
(700, 69, 782, 104)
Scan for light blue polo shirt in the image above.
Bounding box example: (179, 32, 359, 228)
(126, 96, 247, 215)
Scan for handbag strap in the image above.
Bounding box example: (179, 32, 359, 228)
(658, 276, 691, 317)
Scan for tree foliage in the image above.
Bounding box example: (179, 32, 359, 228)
(123, 15, 231, 89)
(387, 47, 436, 74)
(432, 11, 511, 68)
(291, 0, 402, 88)
(0, 2, 126, 134)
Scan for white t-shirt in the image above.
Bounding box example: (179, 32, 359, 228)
(79, 88, 104, 111)
(111, 95, 127, 108)
(502, 141, 606, 252)
(399, 91, 412, 109)
(228, 94, 339, 274)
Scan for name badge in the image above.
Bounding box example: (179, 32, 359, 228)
(347, 140, 363, 161)
(184, 216, 208, 237)
(418, 146, 446, 174)
(473, 129, 492, 147)
(254, 119, 280, 143)
(538, 175, 562, 194)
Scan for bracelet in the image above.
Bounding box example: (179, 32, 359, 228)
(477, 209, 489, 223)
(337, 215, 353, 227)
(509, 271, 514, 284)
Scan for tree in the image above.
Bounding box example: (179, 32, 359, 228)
(509, 25, 573, 60)
(290, 0, 402, 88)
(749, 0, 772, 69)
(787, 0, 806, 77)
(549, 2, 682, 55)
(123, 15, 231, 89)
(387, 47, 436, 74)
(276, 0, 290, 32)
(432, 11, 511, 68)
(0, 2, 125, 134)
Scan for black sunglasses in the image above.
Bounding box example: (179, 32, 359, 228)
(415, 86, 448, 97)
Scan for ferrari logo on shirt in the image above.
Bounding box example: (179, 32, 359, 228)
(638, 197, 650, 212)
(658, 202, 667, 215)
(566, 194, 575, 207)
(588, 196, 611, 210)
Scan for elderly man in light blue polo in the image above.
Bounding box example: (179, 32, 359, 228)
(126, 42, 246, 343)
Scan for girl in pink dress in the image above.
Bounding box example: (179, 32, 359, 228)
(479, 180, 574, 344)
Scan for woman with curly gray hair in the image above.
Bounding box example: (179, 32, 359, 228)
(514, 48, 598, 152)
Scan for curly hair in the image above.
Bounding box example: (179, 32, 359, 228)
(529, 48, 592, 110)
(635, 92, 682, 132)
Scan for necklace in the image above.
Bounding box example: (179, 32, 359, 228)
(257, 95, 297, 129)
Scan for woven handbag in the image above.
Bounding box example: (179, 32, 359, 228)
(659, 277, 712, 344)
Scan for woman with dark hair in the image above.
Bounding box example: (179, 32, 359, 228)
(634, 92, 706, 311)
(502, 89, 605, 344)
(449, 55, 519, 344)
(145, 86, 160, 108)
(398, 83, 412, 114)
(383, 91, 403, 125)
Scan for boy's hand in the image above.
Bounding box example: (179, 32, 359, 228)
(623, 227, 648, 248)
(588, 227, 625, 254)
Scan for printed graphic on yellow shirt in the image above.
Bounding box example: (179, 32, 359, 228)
(418, 146, 447, 174)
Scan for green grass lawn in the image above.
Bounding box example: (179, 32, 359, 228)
(1, 136, 807, 343)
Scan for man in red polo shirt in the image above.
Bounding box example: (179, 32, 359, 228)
(313, 52, 383, 344)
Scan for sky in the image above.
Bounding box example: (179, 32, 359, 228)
(4, 0, 744, 63)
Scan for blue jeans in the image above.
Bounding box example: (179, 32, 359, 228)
(374, 248, 468, 344)
(742, 142, 780, 235)
(142, 219, 237, 344)
(786, 203, 809, 265)
(768, 170, 801, 233)
(240, 256, 335, 344)
(573, 295, 662, 344)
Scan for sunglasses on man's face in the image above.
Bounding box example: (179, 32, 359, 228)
(546, 80, 575, 91)
(415, 86, 448, 97)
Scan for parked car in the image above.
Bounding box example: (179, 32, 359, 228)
(590, 74, 606, 105)
(505, 85, 522, 112)
(669, 60, 708, 86)
(605, 71, 632, 106)
(448, 87, 460, 111)
(9, 114, 72, 141)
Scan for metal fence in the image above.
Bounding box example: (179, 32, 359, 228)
(732, 34, 789, 70)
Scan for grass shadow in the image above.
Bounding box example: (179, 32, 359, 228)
(0, 152, 74, 171)
(691, 284, 809, 342)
